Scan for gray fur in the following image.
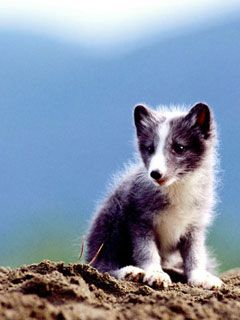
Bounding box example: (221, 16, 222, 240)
(86, 103, 222, 289)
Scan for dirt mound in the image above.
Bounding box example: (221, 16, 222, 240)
(0, 261, 240, 320)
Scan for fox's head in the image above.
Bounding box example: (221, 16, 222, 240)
(134, 103, 216, 187)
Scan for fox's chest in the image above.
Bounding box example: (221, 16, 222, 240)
(153, 192, 200, 253)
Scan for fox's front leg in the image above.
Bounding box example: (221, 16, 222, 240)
(180, 228, 223, 289)
(132, 234, 172, 288)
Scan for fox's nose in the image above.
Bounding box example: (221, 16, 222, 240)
(150, 170, 162, 181)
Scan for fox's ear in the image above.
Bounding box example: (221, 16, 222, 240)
(186, 103, 212, 139)
(134, 104, 156, 136)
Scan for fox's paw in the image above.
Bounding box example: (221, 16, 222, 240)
(116, 266, 145, 283)
(143, 270, 172, 288)
(188, 270, 223, 290)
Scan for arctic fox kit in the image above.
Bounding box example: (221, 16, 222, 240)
(86, 102, 223, 289)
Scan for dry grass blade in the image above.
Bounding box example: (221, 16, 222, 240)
(88, 243, 104, 266)
(79, 236, 85, 260)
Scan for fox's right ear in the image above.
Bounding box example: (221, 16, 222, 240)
(134, 105, 156, 136)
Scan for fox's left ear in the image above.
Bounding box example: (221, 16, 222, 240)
(186, 103, 212, 139)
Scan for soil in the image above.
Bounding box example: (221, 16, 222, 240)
(0, 261, 240, 320)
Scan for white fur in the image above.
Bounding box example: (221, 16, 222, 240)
(113, 266, 144, 280)
(188, 269, 223, 289)
(156, 105, 188, 119)
(139, 239, 162, 270)
(112, 265, 172, 288)
(149, 120, 170, 178)
(154, 165, 214, 254)
(143, 269, 172, 288)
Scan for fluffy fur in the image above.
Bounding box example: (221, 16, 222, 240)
(86, 102, 223, 289)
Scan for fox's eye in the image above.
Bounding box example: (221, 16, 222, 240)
(147, 145, 154, 154)
(172, 142, 185, 154)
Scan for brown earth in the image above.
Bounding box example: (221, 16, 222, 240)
(0, 260, 240, 320)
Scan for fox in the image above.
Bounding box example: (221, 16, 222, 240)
(86, 102, 223, 289)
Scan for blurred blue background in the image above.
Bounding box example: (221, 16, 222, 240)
(0, 2, 240, 271)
